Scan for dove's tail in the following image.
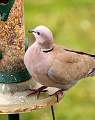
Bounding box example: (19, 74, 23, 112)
(87, 56, 95, 77)
(88, 68, 95, 76)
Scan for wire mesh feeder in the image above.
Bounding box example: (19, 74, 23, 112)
(0, 0, 64, 120)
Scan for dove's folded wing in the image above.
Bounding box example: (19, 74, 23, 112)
(48, 49, 95, 88)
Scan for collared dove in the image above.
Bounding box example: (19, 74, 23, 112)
(24, 25, 95, 98)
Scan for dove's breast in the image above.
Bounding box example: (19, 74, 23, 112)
(29, 49, 55, 86)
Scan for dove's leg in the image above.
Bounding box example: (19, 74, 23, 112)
(27, 86, 47, 98)
(50, 89, 64, 102)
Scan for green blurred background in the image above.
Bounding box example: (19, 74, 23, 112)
(1, 0, 95, 120)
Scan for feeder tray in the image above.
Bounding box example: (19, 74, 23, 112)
(0, 79, 63, 114)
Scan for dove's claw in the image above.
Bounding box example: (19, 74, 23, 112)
(50, 89, 64, 102)
(27, 86, 47, 98)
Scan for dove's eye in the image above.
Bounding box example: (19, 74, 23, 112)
(37, 32, 40, 35)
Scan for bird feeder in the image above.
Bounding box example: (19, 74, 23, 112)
(0, 0, 63, 119)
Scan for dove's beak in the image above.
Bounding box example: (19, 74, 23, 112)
(28, 29, 36, 33)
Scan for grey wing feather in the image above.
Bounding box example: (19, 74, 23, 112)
(48, 66, 66, 85)
(48, 60, 78, 90)
(48, 59, 78, 85)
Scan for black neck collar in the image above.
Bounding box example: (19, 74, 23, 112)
(42, 48, 53, 53)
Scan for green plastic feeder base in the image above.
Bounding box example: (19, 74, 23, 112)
(0, 68, 31, 84)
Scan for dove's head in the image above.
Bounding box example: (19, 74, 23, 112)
(28, 25, 53, 50)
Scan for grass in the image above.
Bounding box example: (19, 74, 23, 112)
(1, 0, 95, 120)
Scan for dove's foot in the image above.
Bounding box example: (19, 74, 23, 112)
(27, 86, 47, 98)
(50, 89, 64, 102)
